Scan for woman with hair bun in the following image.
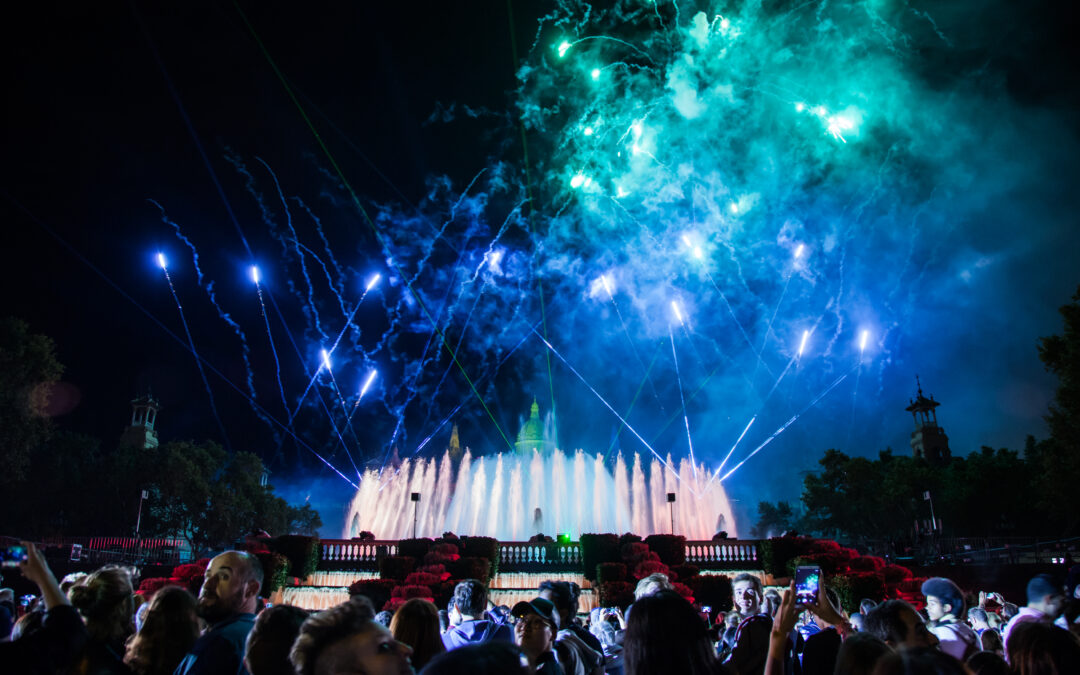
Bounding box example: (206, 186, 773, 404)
(69, 566, 136, 674)
(124, 586, 200, 675)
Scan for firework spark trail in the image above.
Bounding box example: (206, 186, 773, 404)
(752, 264, 796, 380)
(344, 369, 378, 427)
(847, 330, 872, 448)
(149, 203, 275, 437)
(292, 196, 349, 302)
(315, 348, 365, 479)
(705, 416, 758, 489)
(703, 268, 773, 379)
(719, 365, 858, 484)
(531, 328, 693, 494)
(9, 195, 362, 488)
(290, 238, 349, 318)
(156, 253, 231, 451)
(669, 325, 698, 481)
(599, 275, 665, 410)
(411, 315, 544, 456)
(606, 341, 663, 458)
(253, 156, 329, 342)
(406, 168, 487, 289)
(283, 271, 381, 427)
(252, 267, 289, 425)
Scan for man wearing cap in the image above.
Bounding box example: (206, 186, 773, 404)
(512, 598, 564, 675)
(921, 577, 977, 661)
(1002, 573, 1066, 661)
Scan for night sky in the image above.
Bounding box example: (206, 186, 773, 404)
(5, 1, 1080, 537)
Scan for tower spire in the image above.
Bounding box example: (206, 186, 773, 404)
(904, 377, 950, 464)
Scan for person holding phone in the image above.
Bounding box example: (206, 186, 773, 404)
(0, 542, 88, 673)
(763, 576, 854, 675)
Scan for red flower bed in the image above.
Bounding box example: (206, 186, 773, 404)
(633, 560, 670, 579)
(404, 572, 442, 587)
(392, 584, 436, 600)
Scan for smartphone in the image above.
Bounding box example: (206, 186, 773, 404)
(1, 545, 29, 567)
(794, 565, 821, 606)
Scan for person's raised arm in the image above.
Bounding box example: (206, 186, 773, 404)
(764, 583, 799, 675)
(18, 542, 67, 609)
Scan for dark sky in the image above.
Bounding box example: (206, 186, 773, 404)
(5, 1, 1080, 536)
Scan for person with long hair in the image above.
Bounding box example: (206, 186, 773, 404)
(390, 599, 446, 671)
(1006, 621, 1080, 675)
(623, 590, 728, 675)
(69, 566, 136, 674)
(123, 586, 199, 675)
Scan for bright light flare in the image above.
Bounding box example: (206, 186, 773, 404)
(671, 301, 685, 325)
(250, 265, 260, 284)
(320, 349, 332, 371)
(591, 68, 601, 80)
(570, 173, 586, 189)
(365, 273, 381, 291)
(557, 41, 571, 57)
(860, 330, 870, 352)
(794, 244, 805, 259)
(798, 329, 810, 356)
(600, 274, 614, 297)
(156, 252, 167, 269)
(827, 115, 855, 143)
(359, 369, 378, 399)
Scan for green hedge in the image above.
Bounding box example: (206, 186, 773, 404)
(580, 534, 622, 581)
(686, 574, 733, 611)
(449, 557, 491, 585)
(597, 562, 628, 584)
(759, 536, 814, 576)
(671, 564, 700, 581)
(272, 534, 320, 580)
(460, 536, 500, 578)
(254, 552, 290, 595)
(644, 534, 687, 566)
(830, 572, 887, 613)
(379, 555, 417, 581)
(349, 578, 397, 608)
(398, 538, 435, 559)
(598, 581, 636, 609)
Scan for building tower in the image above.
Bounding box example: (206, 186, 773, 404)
(515, 397, 553, 456)
(448, 423, 462, 461)
(120, 393, 161, 450)
(905, 376, 950, 464)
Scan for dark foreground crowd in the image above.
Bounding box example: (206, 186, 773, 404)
(1, 542, 1078, 675)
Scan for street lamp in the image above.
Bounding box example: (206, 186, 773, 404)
(411, 493, 421, 539)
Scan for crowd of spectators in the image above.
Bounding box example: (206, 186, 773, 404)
(1, 540, 1078, 674)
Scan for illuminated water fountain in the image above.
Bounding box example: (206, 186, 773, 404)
(344, 402, 737, 540)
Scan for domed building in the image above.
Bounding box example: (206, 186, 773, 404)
(514, 397, 555, 456)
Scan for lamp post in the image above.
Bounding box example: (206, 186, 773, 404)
(135, 489, 148, 562)
(667, 492, 676, 534)
(411, 493, 421, 539)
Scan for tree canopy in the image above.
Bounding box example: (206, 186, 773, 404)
(0, 317, 63, 489)
(755, 287, 1080, 541)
